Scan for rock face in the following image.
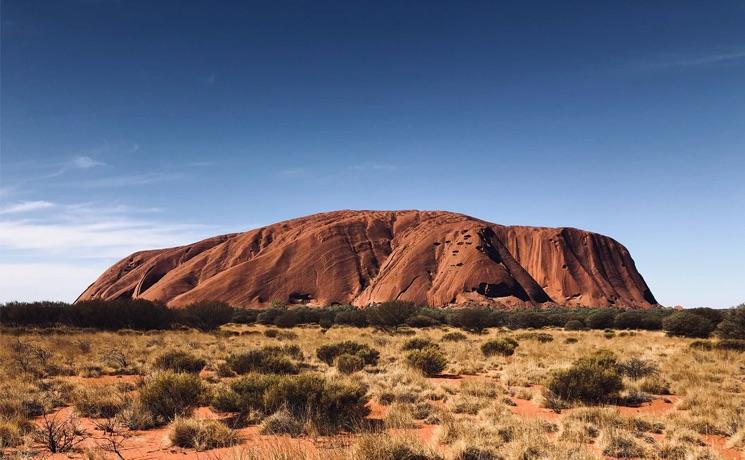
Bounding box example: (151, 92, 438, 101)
(77, 210, 657, 308)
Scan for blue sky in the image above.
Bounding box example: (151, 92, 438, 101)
(1, 1, 743, 307)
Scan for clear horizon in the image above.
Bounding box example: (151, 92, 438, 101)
(1, 1, 744, 308)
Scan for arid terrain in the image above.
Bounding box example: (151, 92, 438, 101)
(1, 309, 744, 459)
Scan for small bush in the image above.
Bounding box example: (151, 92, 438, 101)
(402, 337, 437, 351)
(481, 338, 519, 357)
(72, 385, 126, 418)
(441, 331, 467, 342)
(406, 347, 447, 376)
(353, 434, 443, 460)
(154, 350, 206, 374)
(226, 348, 298, 374)
(406, 315, 439, 328)
(259, 409, 304, 436)
(365, 301, 419, 329)
(316, 341, 379, 366)
(138, 372, 205, 423)
(33, 413, 86, 453)
(168, 417, 239, 450)
(0, 419, 24, 448)
(547, 350, 623, 404)
(663, 312, 715, 338)
(223, 374, 283, 414)
(262, 374, 370, 430)
(565, 337, 579, 344)
(619, 357, 658, 380)
(564, 319, 585, 330)
(117, 400, 159, 430)
(335, 354, 365, 374)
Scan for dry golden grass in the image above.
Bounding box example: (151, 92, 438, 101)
(0, 324, 743, 459)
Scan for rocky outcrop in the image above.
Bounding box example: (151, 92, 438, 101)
(77, 210, 657, 308)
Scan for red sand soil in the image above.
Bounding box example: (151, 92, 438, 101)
(29, 391, 744, 459)
(77, 210, 656, 308)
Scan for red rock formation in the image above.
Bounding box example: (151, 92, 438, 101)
(77, 210, 657, 308)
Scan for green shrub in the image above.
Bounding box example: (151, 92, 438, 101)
(154, 350, 206, 374)
(176, 301, 234, 331)
(406, 315, 439, 328)
(480, 338, 519, 357)
(138, 372, 205, 423)
(316, 341, 379, 366)
(441, 331, 467, 342)
(168, 417, 239, 450)
(546, 350, 623, 403)
(335, 354, 365, 374)
(449, 307, 498, 333)
(663, 312, 715, 338)
(402, 337, 437, 351)
(564, 319, 585, 330)
(365, 301, 419, 329)
(405, 347, 447, 376)
(220, 374, 283, 414)
(226, 348, 298, 374)
(586, 310, 616, 329)
(716, 304, 745, 339)
(262, 374, 370, 430)
(72, 385, 126, 418)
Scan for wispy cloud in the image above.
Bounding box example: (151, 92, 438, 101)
(73, 155, 107, 169)
(0, 201, 55, 215)
(0, 201, 212, 258)
(349, 162, 399, 172)
(0, 200, 221, 302)
(276, 167, 307, 178)
(635, 49, 745, 71)
(69, 172, 183, 188)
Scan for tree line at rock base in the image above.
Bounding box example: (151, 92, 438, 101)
(1, 299, 744, 339)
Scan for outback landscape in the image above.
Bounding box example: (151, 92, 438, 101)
(3, 2, 744, 459)
(1, 300, 744, 459)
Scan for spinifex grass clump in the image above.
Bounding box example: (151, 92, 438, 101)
(210, 373, 369, 433)
(154, 350, 207, 374)
(135, 372, 206, 425)
(406, 346, 447, 377)
(481, 337, 519, 357)
(546, 350, 623, 404)
(226, 346, 299, 374)
(316, 341, 379, 366)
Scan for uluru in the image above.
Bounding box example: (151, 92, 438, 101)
(77, 210, 657, 309)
